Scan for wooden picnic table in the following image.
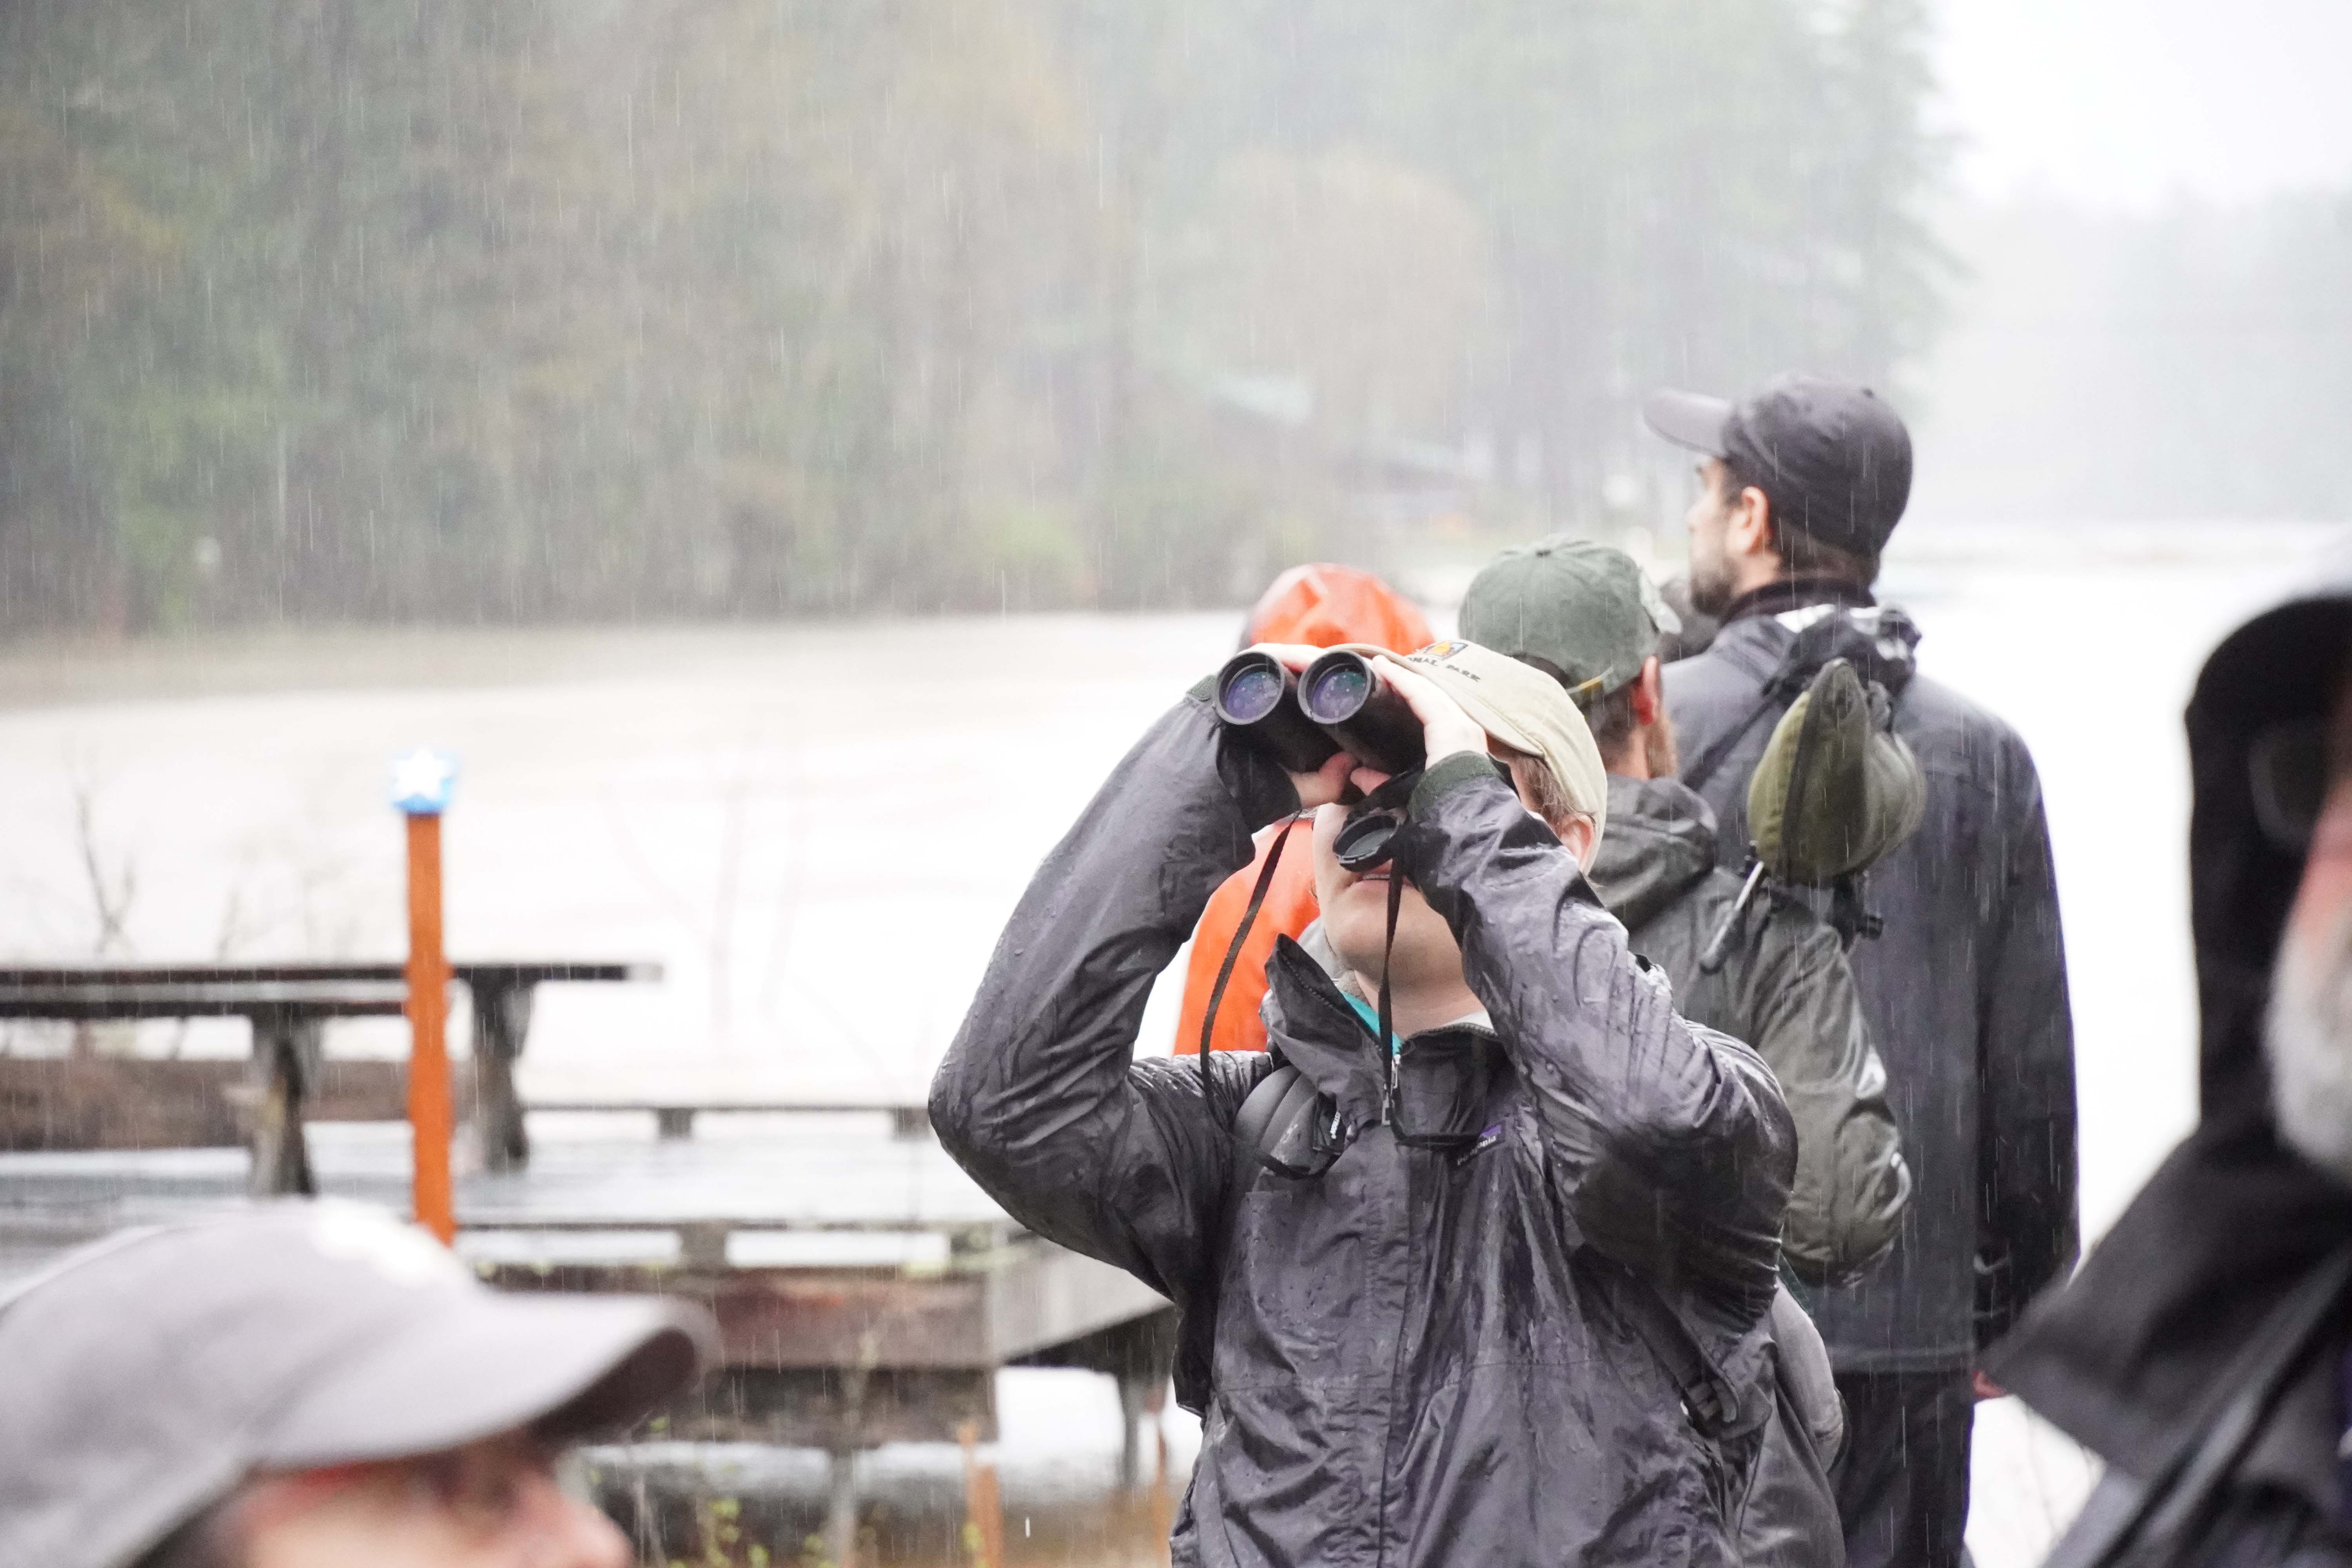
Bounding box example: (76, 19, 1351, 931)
(529, 1098, 934, 1141)
(0, 961, 658, 1191)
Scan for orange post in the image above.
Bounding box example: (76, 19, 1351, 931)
(405, 810, 454, 1243)
(957, 1421, 1005, 1568)
(393, 749, 459, 1244)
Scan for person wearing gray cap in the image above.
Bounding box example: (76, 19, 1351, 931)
(0, 1199, 717, 1568)
(1644, 375, 2079, 1568)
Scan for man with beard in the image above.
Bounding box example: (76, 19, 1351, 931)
(1989, 586, 2352, 1566)
(1646, 376, 2079, 1568)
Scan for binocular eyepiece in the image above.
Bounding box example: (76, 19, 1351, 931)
(1214, 648, 1425, 777)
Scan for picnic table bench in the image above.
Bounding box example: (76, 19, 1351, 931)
(529, 1099, 934, 1141)
(0, 962, 657, 1191)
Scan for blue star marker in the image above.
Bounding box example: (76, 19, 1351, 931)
(389, 750, 458, 816)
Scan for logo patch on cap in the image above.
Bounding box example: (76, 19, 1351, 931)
(1409, 640, 1491, 681)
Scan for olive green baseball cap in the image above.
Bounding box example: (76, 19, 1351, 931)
(1458, 537, 1682, 702)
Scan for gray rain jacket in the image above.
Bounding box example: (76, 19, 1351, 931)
(1588, 773, 1910, 1287)
(932, 695, 1798, 1568)
(1989, 579, 2352, 1566)
(1666, 594, 2078, 1371)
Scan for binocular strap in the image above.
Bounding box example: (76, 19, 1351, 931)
(1198, 815, 1307, 1084)
(1376, 858, 1403, 1115)
(1196, 802, 1404, 1122)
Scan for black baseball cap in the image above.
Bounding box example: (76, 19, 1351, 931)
(0, 1201, 719, 1568)
(1644, 374, 1913, 557)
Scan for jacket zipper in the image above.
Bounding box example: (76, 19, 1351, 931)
(1382, 1030, 1400, 1125)
(1372, 1131, 1423, 1568)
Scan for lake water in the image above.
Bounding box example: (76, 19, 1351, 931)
(3, 518, 2344, 1565)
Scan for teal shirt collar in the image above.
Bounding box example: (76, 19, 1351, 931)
(1339, 989, 1491, 1048)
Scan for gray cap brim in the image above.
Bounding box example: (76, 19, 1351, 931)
(258, 1291, 713, 1468)
(1642, 389, 1734, 457)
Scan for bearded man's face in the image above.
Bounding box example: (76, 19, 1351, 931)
(1684, 459, 1743, 619)
(2269, 896, 2352, 1182)
(2267, 761, 2352, 1181)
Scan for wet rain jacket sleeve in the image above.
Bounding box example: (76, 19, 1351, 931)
(1402, 756, 1798, 1324)
(928, 692, 1293, 1302)
(1975, 759, 2078, 1343)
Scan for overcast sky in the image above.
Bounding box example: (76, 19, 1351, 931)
(1931, 0, 2352, 208)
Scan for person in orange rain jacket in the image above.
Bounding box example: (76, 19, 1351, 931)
(1173, 564, 1433, 1056)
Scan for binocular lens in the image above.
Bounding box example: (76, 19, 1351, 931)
(1212, 650, 1344, 773)
(1217, 662, 1287, 725)
(1331, 767, 1418, 872)
(1333, 808, 1401, 871)
(1300, 649, 1423, 775)
(1301, 660, 1373, 725)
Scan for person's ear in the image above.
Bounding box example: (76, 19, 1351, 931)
(1558, 813, 1599, 871)
(1728, 484, 1777, 563)
(1632, 656, 1663, 728)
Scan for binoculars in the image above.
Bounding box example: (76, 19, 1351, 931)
(1214, 648, 1425, 777)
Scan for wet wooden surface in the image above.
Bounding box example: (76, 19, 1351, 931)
(0, 1112, 1006, 1267)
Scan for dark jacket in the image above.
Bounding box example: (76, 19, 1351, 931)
(1590, 772, 1911, 1287)
(1988, 582, 2352, 1567)
(932, 696, 1798, 1568)
(1665, 597, 2078, 1371)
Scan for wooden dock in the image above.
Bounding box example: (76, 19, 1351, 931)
(0, 1110, 1177, 1462)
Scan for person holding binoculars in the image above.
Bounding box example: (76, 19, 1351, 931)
(1173, 563, 1434, 1060)
(930, 637, 1797, 1568)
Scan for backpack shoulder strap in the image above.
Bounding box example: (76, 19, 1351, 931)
(1608, 1263, 1748, 1438)
(1684, 642, 1811, 792)
(1683, 691, 1782, 794)
(1684, 615, 1856, 793)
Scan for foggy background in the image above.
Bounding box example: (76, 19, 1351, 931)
(1920, 0, 2352, 521)
(5, 2, 2346, 630)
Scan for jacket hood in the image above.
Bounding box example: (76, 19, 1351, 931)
(1989, 575, 2352, 1495)
(2185, 586, 2352, 1125)
(1243, 563, 1433, 653)
(1588, 775, 1720, 929)
(1771, 603, 1920, 701)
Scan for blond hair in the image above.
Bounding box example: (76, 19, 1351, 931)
(1490, 740, 1593, 837)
